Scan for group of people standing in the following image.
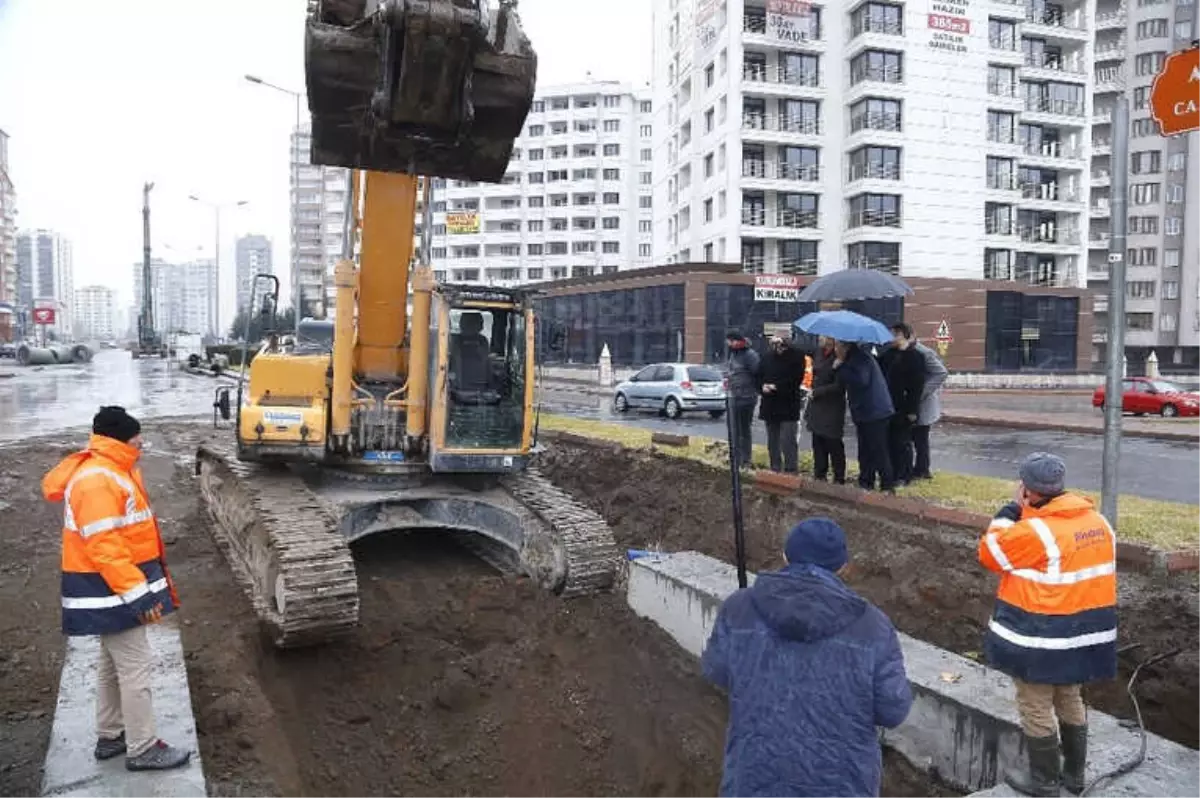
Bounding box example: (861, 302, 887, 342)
(724, 323, 948, 491)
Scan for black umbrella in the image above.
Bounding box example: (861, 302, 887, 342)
(797, 269, 913, 302)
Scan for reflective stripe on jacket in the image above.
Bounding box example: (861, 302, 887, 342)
(978, 493, 1117, 685)
(43, 434, 178, 636)
(802, 355, 813, 391)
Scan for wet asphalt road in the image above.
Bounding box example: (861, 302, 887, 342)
(0, 353, 1194, 504)
(0, 350, 218, 444)
(539, 388, 1200, 505)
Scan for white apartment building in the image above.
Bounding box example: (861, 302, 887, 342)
(1088, 0, 1198, 370)
(0, 129, 16, 341)
(16, 229, 74, 339)
(74, 284, 117, 340)
(423, 81, 656, 286)
(133, 258, 217, 338)
(291, 127, 348, 318)
(652, 0, 1093, 286)
(235, 234, 274, 315)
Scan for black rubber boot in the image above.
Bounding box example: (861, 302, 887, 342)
(1060, 723, 1088, 795)
(1005, 734, 1062, 797)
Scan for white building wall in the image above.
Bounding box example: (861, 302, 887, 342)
(652, 0, 1093, 286)
(291, 128, 348, 318)
(424, 81, 656, 286)
(132, 259, 217, 338)
(235, 234, 274, 315)
(73, 285, 116, 340)
(17, 229, 74, 338)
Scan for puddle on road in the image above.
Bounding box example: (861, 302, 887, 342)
(0, 351, 219, 444)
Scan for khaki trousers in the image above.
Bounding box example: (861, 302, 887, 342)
(1013, 678, 1088, 738)
(96, 625, 158, 757)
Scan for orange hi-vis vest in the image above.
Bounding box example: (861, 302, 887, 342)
(43, 434, 178, 636)
(978, 492, 1117, 685)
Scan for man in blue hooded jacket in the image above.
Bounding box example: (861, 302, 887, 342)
(702, 518, 913, 797)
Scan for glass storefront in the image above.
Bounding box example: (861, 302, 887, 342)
(536, 285, 685, 366)
(985, 291, 1078, 371)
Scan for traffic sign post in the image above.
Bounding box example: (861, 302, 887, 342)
(1150, 43, 1199, 137)
(933, 319, 953, 357)
(1101, 97, 1131, 526)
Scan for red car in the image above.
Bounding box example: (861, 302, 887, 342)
(1092, 377, 1200, 417)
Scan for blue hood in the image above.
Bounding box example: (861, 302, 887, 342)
(749, 564, 868, 642)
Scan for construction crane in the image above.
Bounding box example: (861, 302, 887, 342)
(197, 0, 618, 648)
(132, 181, 166, 359)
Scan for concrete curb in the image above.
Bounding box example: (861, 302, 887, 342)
(540, 431, 1200, 575)
(41, 622, 206, 797)
(626, 551, 1200, 797)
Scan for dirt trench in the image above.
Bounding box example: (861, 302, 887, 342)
(537, 441, 1200, 751)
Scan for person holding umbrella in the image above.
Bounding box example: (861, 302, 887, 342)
(806, 336, 847, 484)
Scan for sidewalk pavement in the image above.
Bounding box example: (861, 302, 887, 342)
(539, 379, 1199, 443)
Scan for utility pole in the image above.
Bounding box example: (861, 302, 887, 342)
(1100, 97, 1130, 524)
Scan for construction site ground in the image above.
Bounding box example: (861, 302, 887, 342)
(1, 422, 952, 798)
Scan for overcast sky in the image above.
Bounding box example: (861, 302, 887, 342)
(0, 0, 652, 323)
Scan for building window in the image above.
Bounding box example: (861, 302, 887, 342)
(705, 63, 715, 87)
(602, 95, 621, 108)
(640, 124, 652, 138)
(551, 121, 568, 134)
(850, 50, 903, 85)
(602, 217, 620, 230)
(528, 220, 544, 233)
(851, 97, 902, 132)
(573, 216, 596, 230)
(1134, 52, 1166, 75)
(528, 124, 544, 136)
(640, 100, 652, 113)
(548, 242, 568, 255)
(603, 192, 621, 204)
(639, 220, 653, 233)
(1129, 216, 1159, 234)
(550, 217, 568, 231)
(1167, 153, 1186, 171)
(531, 101, 544, 113)
(1167, 184, 1185, 203)
(988, 110, 1016, 143)
(528, 172, 544, 184)
(1163, 281, 1180, 300)
(846, 242, 901, 273)
(987, 156, 1015, 190)
(528, 148, 544, 160)
(573, 168, 597, 180)
(527, 268, 544, 280)
(603, 120, 621, 133)
(1132, 183, 1161, 204)
(528, 196, 544, 208)
(1132, 118, 1158, 137)
(1135, 19, 1169, 39)
(984, 248, 1014, 280)
(527, 243, 543, 255)
(639, 196, 653, 209)
(1126, 313, 1155, 331)
(1133, 87, 1150, 110)
(705, 107, 715, 133)
(638, 243, 652, 257)
(1160, 314, 1178, 332)
(1165, 217, 1182, 235)
(572, 241, 596, 254)
(575, 144, 596, 158)
(989, 19, 1017, 50)
(1164, 249, 1181, 267)
(603, 144, 620, 157)
(602, 168, 620, 181)
(779, 240, 819, 275)
(849, 146, 901, 181)
(848, 194, 901, 227)
(1127, 281, 1156, 299)
(602, 241, 621, 254)
(852, 2, 904, 37)
(1132, 151, 1162, 174)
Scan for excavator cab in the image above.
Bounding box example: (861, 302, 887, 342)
(428, 285, 535, 472)
(305, 0, 536, 181)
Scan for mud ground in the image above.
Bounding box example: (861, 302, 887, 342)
(538, 441, 1200, 750)
(0, 423, 953, 796)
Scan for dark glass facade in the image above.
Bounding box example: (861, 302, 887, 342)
(704, 284, 903, 362)
(985, 291, 1078, 371)
(536, 285, 685, 366)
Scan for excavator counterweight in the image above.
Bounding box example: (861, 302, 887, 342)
(305, 0, 536, 181)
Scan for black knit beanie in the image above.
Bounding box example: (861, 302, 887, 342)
(93, 406, 142, 443)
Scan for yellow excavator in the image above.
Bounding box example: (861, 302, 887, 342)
(197, 0, 618, 648)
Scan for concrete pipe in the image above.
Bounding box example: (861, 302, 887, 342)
(69, 344, 94, 363)
(16, 344, 56, 366)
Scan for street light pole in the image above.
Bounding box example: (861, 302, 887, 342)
(189, 195, 248, 341)
(1100, 97, 1130, 525)
(245, 74, 305, 336)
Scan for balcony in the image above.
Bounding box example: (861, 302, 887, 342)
(1023, 7, 1089, 39)
(742, 207, 767, 227)
(1023, 96, 1085, 119)
(780, 258, 820, 276)
(851, 17, 903, 38)
(742, 112, 822, 136)
(988, 128, 1019, 146)
(988, 79, 1021, 99)
(847, 209, 901, 229)
(1022, 53, 1087, 78)
(1093, 108, 1112, 125)
(1095, 7, 1126, 30)
(990, 0, 1026, 17)
(1021, 181, 1081, 202)
(850, 111, 903, 133)
(850, 64, 904, 87)
(743, 13, 822, 44)
(1090, 201, 1110, 217)
(742, 160, 822, 182)
(987, 172, 1021, 191)
(847, 162, 902, 182)
(1018, 226, 1081, 245)
(989, 34, 1019, 52)
(1094, 71, 1126, 93)
(742, 63, 822, 89)
(1089, 233, 1110, 249)
(742, 254, 766, 274)
(1093, 40, 1126, 62)
(1091, 170, 1111, 187)
(1020, 140, 1082, 162)
(1093, 138, 1112, 155)
(776, 208, 819, 229)
(986, 218, 1018, 236)
(845, 258, 902, 275)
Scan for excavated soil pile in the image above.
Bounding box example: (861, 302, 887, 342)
(538, 441, 1200, 750)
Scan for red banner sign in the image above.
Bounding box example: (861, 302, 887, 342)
(32, 308, 56, 325)
(927, 13, 970, 34)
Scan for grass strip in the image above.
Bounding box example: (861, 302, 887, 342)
(540, 414, 1198, 551)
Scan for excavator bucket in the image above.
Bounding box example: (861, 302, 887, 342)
(304, 0, 537, 183)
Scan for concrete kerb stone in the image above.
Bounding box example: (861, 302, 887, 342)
(625, 551, 1200, 797)
(41, 621, 206, 798)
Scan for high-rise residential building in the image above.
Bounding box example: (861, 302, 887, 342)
(133, 258, 217, 338)
(0, 129, 16, 342)
(1088, 0, 1198, 370)
(651, 0, 1092, 287)
(421, 81, 656, 285)
(16, 229, 74, 339)
(291, 126, 348, 319)
(73, 285, 117, 340)
(235, 234, 274, 317)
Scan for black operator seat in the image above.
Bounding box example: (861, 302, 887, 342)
(452, 311, 494, 395)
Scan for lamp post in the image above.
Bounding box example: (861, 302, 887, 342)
(188, 195, 248, 341)
(245, 74, 305, 335)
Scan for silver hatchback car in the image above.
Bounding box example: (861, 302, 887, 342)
(613, 363, 728, 420)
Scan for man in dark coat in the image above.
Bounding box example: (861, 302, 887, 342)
(833, 341, 896, 492)
(725, 330, 761, 469)
(806, 336, 847, 483)
(759, 335, 807, 473)
(703, 517, 914, 797)
(877, 323, 926, 485)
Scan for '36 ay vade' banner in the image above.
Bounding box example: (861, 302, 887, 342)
(766, 0, 813, 43)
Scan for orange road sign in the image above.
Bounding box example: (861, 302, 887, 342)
(1150, 45, 1199, 137)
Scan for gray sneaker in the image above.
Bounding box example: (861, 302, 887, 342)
(125, 740, 191, 771)
(94, 732, 126, 761)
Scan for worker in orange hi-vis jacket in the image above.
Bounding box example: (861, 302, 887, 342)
(42, 406, 192, 772)
(978, 452, 1117, 797)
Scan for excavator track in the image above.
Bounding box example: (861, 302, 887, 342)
(503, 468, 620, 598)
(195, 443, 359, 648)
